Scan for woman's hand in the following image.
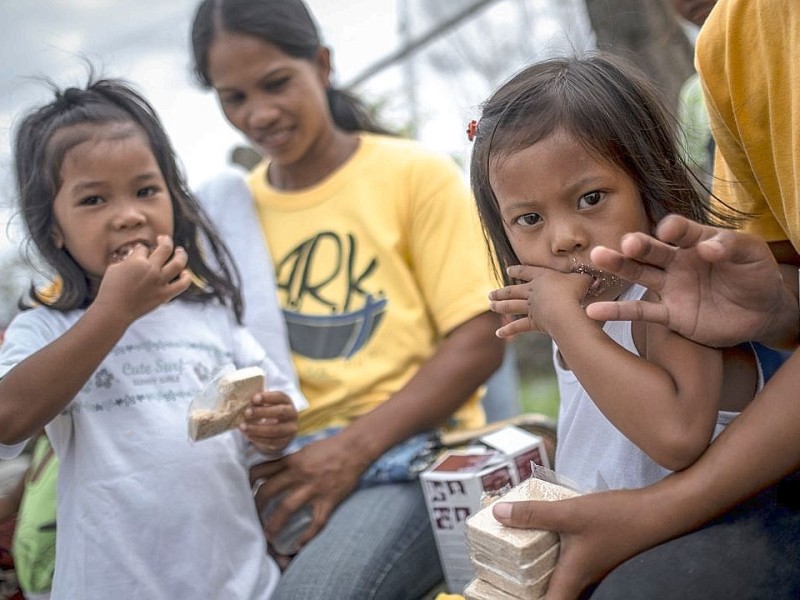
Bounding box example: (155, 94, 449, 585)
(250, 433, 371, 553)
(241, 391, 298, 455)
(492, 486, 672, 600)
(586, 215, 798, 349)
(489, 264, 592, 338)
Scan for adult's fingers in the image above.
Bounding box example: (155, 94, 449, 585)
(698, 229, 773, 266)
(585, 299, 670, 326)
(544, 557, 593, 600)
(250, 457, 287, 485)
(493, 499, 572, 531)
(651, 215, 768, 267)
(653, 214, 721, 249)
(590, 244, 669, 292)
(494, 500, 593, 600)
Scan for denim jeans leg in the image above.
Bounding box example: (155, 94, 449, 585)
(271, 481, 442, 600)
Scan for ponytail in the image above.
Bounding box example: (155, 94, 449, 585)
(326, 87, 393, 135)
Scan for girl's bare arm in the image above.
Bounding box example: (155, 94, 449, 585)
(552, 299, 724, 471)
(0, 238, 190, 444)
(0, 301, 129, 444)
(491, 264, 725, 471)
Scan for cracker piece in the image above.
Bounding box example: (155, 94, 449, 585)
(189, 366, 265, 441)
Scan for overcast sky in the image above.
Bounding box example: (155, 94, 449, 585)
(0, 0, 595, 254)
(0, 0, 402, 240)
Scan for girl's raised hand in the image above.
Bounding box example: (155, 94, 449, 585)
(95, 234, 192, 324)
(240, 391, 299, 455)
(489, 264, 591, 338)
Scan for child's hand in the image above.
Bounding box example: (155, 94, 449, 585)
(240, 391, 298, 455)
(490, 264, 590, 338)
(94, 235, 192, 324)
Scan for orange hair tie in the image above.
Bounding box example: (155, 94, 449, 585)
(466, 119, 479, 142)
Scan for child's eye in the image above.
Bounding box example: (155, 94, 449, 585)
(515, 213, 541, 227)
(579, 191, 604, 208)
(79, 195, 103, 206)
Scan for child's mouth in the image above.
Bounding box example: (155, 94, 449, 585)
(110, 241, 149, 263)
(571, 261, 621, 300)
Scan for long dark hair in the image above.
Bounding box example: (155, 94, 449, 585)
(470, 53, 746, 285)
(14, 77, 244, 321)
(191, 0, 390, 135)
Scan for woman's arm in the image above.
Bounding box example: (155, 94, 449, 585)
(253, 311, 503, 546)
(493, 348, 800, 600)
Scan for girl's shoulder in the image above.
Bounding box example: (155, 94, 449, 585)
(5, 304, 81, 335)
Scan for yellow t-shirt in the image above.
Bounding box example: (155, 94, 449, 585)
(248, 134, 493, 434)
(697, 0, 800, 250)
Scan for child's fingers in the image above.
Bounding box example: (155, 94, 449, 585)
(148, 234, 175, 265)
(506, 263, 544, 282)
(161, 246, 189, 281)
(489, 284, 530, 302)
(245, 405, 298, 427)
(495, 316, 535, 338)
(252, 391, 294, 407)
(489, 298, 529, 316)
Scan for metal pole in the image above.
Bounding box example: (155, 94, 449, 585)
(344, 0, 504, 90)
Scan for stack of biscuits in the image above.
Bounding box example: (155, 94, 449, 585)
(464, 477, 579, 600)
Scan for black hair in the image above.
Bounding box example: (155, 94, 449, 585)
(470, 53, 746, 285)
(191, 0, 391, 135)
(13, 76, 244, 321)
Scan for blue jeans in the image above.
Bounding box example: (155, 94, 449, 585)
(271, 481, 442, 600)
(589, 474, 800, 599)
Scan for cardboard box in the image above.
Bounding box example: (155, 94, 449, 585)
(421, 450, 514, 593)
(421, 426, 551, 593)
(479, 425, 550, 483)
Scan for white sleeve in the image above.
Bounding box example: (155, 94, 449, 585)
(195, 170, 297, 379)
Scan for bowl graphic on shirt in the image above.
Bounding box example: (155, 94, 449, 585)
(283, 294, 387, 359)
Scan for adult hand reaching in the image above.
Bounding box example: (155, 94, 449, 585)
(492, 485, 679, 600)
(586, 215, 798, 349)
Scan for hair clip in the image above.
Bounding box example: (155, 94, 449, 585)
(466, 119, 479, 142)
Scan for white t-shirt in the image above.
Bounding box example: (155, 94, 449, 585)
(554, 284, 741, 492)
(0, 300, 306, 599)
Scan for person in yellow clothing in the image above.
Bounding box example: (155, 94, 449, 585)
(486, 1, 800, 598)
(190, 0, 504, 597)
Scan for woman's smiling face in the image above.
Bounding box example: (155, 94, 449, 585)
(205, 30, 334, 170)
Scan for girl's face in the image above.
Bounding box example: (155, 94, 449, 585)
(205, 30, 334, 169)
(490, 130, 651, 303)
(51, 123, 174, 287)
